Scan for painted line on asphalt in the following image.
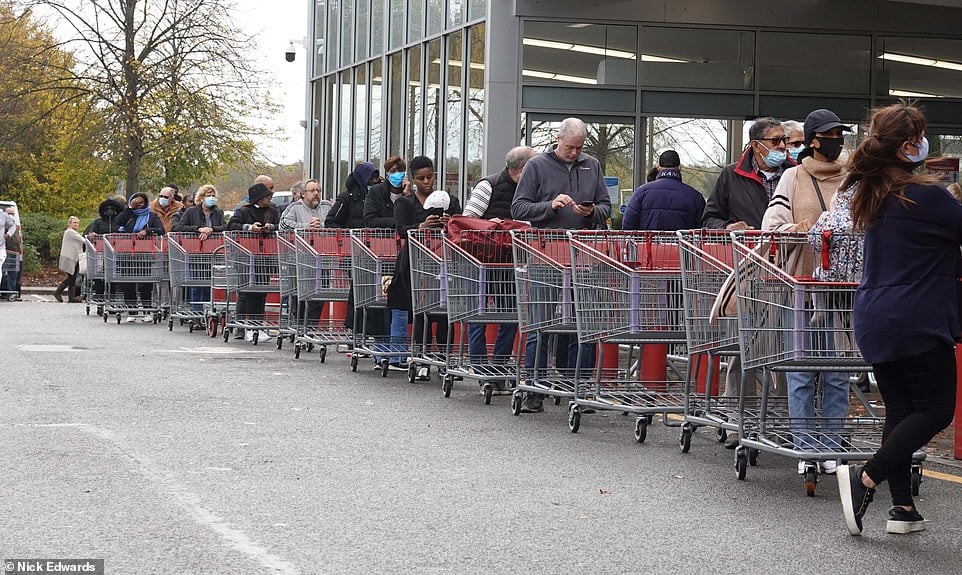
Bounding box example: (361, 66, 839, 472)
(924, 468, 962, 485)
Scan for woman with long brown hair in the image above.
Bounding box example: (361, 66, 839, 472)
(837, 103, 958, 536)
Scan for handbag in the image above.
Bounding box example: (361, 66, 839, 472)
(444, 215, 530, 263)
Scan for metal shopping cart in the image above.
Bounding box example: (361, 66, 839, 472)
(167, 232, 223, 333)
(407, 228, 451, 385)
(83, 235, 107, 315)
(275, 231, 297, 350)
(442, 229, 520, 403)
(293, 228, 353, 361)
(510, 229, 577, 414)
(205, 247, 229, 338)
(349, 228, 402, 374)
(101, 233, 167, 323)
(0, 251, 20, 302)
(730, 231, 924, 495)
(221, 231, 282, 345)
(567, 230, 688, 441)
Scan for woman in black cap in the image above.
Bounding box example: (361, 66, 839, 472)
(227, 182, 280, 341)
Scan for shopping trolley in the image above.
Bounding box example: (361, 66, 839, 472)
(83, 235, 106, 315)
(510, 229, 578, 414)
(442, 229, 520, 403)
(729, 231, 924, 495)
(567, 230, 688, 441)
(167, 232, 223, 333)
(101, 233, 167, 323)
(349, 228, 402, 374)
(406, 229, 451, 383)
(0, 252, 20, 302)
(275, 231, 297, 350)
(205, 247, 229, 338)
(293, 228, 353, 361)
(221, 231, 282, 345)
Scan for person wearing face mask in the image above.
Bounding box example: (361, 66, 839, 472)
(172, 184, 228, 311)
(115, 193, 164, 321)
(761, 108, 852, 476)
(836, 103, 957, 537)
(783, 120, 806, 164)
(364, 156, 409, 228)
(84, 196, 126, 306)
(150, 186, 184, 233)
(703, 117, 796, 231)
(325, 161, 380, 229)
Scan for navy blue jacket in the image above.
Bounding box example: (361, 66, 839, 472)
(622, 170, 705, 231)
(854, 183, 962, 363)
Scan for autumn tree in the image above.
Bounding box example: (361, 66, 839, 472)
(25, 0, 273, 197)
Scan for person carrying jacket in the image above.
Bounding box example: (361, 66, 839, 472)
(622, 149, 705, 231)
(703, 117, 796, 230)
(761, 108, 852, 475)
(363, 156, 408, 228)
(325, 162, 380, 229)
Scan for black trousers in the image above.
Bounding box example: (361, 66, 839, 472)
(865, 345, 957, 507)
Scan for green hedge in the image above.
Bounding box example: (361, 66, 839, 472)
(21, 244, 42, 275)
(21, 213, 65, 263)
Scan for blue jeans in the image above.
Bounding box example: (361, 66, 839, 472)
(468, 323, 517, 373)
(389, 308, 408, 364)
(188, 286, 210, 312)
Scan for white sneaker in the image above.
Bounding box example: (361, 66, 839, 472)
(244, 330, 254, 342)
(797, 460, 807, 475)
(140, 315, 152, 323)
(126, 316, 137, 323)
(821, 460, 838, 475)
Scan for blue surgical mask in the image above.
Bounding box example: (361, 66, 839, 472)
(788, 146, 804, 162)
(158, 197, 170, 207)
(204, 197, 218, 208)
(387, 171, 405, 188)
(905, 136, 929, 163)
(759, 143, 787, 168)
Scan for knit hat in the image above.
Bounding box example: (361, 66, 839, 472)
(247, 183, 272, 205)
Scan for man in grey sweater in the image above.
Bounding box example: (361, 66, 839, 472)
(280, 179, 331, 331)
(511, 117, 612, 413)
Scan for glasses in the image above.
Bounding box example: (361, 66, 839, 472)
(756, 136, 789, 146)
(159, 195, 172, 199)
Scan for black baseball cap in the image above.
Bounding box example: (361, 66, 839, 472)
(804, 109, 851, 145)
(658, 150, 681, 168)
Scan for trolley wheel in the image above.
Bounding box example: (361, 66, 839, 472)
(86, 305, 90, 316)
(8, 293, 17, 302)
(568, 406, 581, 433)
(104, 312, 108, 323)
(294, 344, 301, 359)
(380, 358, 389, 378)
(223, 328, 231, 343)
(553, 395, 561, 406)
(911, 464, 923, 496)
(97, 305, 104, 316)
(408, 364, 417, 384)
(634, 417, 648, 443)
(116, 314, 121, 324)
(735, 447, 748, 480)
(306, 343, 315, 352)
(153, 313, 160, 324)
(276, 336, 283, 350)
(442, 375, 453, 397)
(716, 428, 728, 443)
(483, 384, 493, 405)
(511, 390, 523, 416)
(351, 355, 358, 372)
(251, 331, 259, 345)
(804, 468, 818, 497)
(319, 347, 327, 363)
(748, 448, 759, 467)
(188, 322, 195, 333)
(207, 316, 219, 338)
(168, 318, 173, 331)
(680, 423, 693, 453)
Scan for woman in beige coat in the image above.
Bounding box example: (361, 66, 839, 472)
(55, 216, 85, 302)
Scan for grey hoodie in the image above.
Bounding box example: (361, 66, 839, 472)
(511, 145, 611, 229)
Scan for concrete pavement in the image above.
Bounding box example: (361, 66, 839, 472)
(2, 301, 961, 574)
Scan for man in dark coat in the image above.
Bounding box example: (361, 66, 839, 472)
(622, 150, 705, 231)
(227, 182, 280, 341)
(325, 162, 380, 229)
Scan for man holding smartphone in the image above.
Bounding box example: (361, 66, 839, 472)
(511, 117, 612, 413)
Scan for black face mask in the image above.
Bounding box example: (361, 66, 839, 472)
(814, 136, 844, 162)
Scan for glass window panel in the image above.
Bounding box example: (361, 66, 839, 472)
(388, 52, 404, 156)
(355, 0, 370, 61)
(469, 0, 485, 21)
(389, 0, 405, 50)
(340, 71, 353, 178)
(648, 117, 728, 197)
(758, 32, 869, 94)
(427, 0, 443, 35)
(445, 30, 463, 195)
(466, 23, 485, 189)
(447, 0, 463, 29)
(641, 26, 754, 90)
(314, 1, 326, 76)
(341, 0, 355, 66)
(370, 59, 383, 165)
(326, 0, 339, 70)
(407, 45, 423, 157)
(355, 65, 368, 165)
(326, 76, 338, 194)
(522, 22, 637, 87)
(424, 39, 442, 162)
(876, 37, 962, 99)
(371, 0, 385, 55)
(409, 0, 424, 42)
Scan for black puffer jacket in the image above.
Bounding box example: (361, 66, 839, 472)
(84, 197, 126, 235)
(172, 205, 227, 233)
(363, 181, 403, 228)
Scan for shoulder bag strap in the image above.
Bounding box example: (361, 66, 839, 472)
(810, 175, 827, 212)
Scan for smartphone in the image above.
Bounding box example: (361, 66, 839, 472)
(580, 201, 594, 207)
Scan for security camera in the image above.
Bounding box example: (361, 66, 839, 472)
(285, 41, 296, 63)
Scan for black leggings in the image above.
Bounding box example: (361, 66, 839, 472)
(865, 345, 957, 507)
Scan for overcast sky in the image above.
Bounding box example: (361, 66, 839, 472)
(232, 0, 309, 165)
